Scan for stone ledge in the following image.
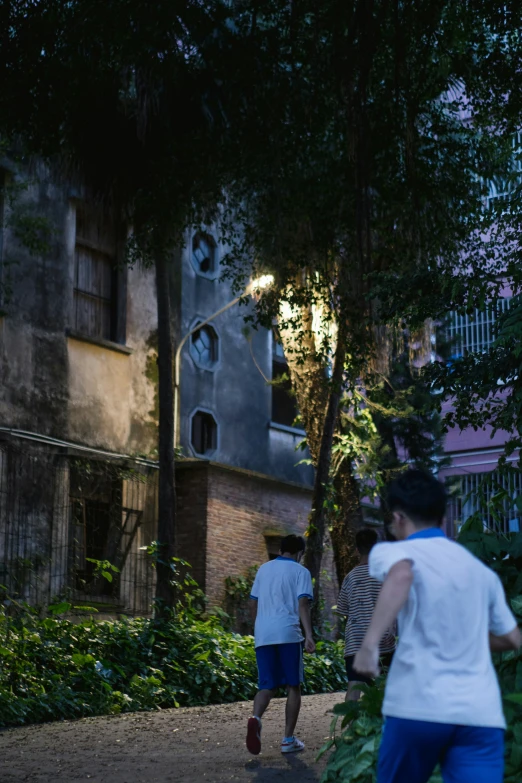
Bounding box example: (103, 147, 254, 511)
(66, 328, 133, 355)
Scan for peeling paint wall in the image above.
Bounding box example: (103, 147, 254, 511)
(0, 165, 159, 457)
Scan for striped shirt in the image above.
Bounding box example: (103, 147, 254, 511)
(336, 563, 396, 657)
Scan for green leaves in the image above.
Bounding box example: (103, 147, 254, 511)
(85, 559, 120, 584)
(47, 602, 72, 615)
(0, 608, 346, 728)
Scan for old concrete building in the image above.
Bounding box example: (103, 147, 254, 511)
(0, 163, 318, 616)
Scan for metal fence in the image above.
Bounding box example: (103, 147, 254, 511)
(0, 439, 158, 614)
(445, 469, 522, 537)
(447, 297, 511, 358)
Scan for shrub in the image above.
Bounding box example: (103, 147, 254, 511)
(0, 610, 346, 727)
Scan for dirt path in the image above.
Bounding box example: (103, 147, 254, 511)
(0, 693, 343, 783)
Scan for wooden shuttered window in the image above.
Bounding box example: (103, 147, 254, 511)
(73, 204, 123, 342)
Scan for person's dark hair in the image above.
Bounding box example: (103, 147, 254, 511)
(383, 468, 447, 527)
(355, 528, 379, 556)
(280, 534, 306, 555)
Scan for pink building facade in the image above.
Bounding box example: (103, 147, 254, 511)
(437, 284, 519, 537)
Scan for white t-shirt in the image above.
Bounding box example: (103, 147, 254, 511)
(369, 533, 517, 729)
(250, 556, 313, 648)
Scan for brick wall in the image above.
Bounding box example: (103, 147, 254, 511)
(205, 463, 312, 607)
(175, 459, 339, 628)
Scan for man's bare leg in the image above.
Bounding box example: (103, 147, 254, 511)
(253, 688, 275, 720)
(284, 685, 302, 737)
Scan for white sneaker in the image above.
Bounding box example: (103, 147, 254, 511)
(281, 736, 305, 753)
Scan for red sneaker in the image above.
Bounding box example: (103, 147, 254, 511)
(246, 717, 262, 755)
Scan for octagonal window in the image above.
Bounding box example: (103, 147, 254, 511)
(190, 323, 218, 369)
(192, 232, 217, 277)
(191, 410, 218, 455)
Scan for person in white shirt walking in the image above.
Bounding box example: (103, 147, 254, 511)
(353, 468, 522, 783)
(336, 528, 395, 702)
(246, 534, 315, 756)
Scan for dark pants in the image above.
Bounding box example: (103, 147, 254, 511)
(345, 651, 394, 685)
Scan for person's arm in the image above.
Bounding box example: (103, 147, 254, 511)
(299, 597, 316, 653)
(353, 559, 413, 677)
(488, 571, 520, 652)
(335, 578, 350, 617)
(489, 626, 522, 652)
(249, 597, 258, 624)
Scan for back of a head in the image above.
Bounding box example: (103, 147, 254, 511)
(355, 528, 379, 556)
(280, 534, 306, 555)
(383, 468, 447, 527)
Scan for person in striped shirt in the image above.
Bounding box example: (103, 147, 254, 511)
(336, 528, 396, 701)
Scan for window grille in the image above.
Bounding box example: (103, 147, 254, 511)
(447, 298, 511, 357)
(446, 470, 522, 536)
(192, 232, 217, 276)
(190, 324, 218, 368)
(486, 131, 522, 208)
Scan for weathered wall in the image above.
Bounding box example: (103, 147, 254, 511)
(0, 165, 158, 457)
(0, 169, 70, 436)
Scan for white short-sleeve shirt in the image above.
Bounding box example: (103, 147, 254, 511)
(369, 529, 517, 729)
(250, 556, 313, 648)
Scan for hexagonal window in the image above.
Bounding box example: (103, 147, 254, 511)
(191, 410, 218, 456)
(192, 232, 217, 277)
(190, 323, 218, 369)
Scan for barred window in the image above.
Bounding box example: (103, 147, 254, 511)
(446, 469, 522, 536)
(70, 468, 115, 594)
(447, 298, 511, 358)
(486, 131, 522, 208)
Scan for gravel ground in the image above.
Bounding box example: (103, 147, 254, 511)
(0, 692, 343, 783)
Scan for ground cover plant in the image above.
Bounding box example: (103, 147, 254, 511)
(0, 603, 346, 728)
(319, 522, 522, 782)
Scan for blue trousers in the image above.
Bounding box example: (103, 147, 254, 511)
(255, 642, 304, 690)
(378, 717, 504, 783)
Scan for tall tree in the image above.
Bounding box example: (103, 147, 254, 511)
(223, 0, 510, 607)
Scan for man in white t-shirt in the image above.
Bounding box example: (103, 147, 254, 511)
(246, 534, 315, 756)
(353, 468, 521, 783)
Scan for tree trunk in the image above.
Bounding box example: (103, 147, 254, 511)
(303, 327, 347, 627)
(330, 460, 363, 586)
(154, 251, 177, 616)
(279, 302, 328, 463)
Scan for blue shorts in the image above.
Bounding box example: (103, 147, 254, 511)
(255, 642, 304, 691)
(378, 717, 504, 783)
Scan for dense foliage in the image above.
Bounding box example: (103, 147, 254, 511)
(0, 608, 346, 728)
(319, 525, 522, 782)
